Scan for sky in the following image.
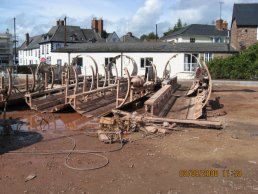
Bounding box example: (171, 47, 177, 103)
(1, 0, 258, 45)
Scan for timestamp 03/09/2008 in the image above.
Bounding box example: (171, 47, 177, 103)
(179, 169, 242, 177)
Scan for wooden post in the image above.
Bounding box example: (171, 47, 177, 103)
(44, 73, 48, 89)
(116, 79, 120, 108)
(25, 74, 29, 92)
(0, 76, 4, 89)
(83, 76, 87, 93)
(96, 73, 99, 89)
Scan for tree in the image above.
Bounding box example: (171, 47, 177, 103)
(163, 18, 187, 36)
(140, 34, 148, 40)
(140, 32, 159, 41)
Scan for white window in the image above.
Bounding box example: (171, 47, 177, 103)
(140, 57, 153, 69)
(204, 53, 213, 62)
(184, 54, 198, 72)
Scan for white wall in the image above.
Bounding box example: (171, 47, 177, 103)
(56, 52, 196, 80)
(18, 49, 40, 65)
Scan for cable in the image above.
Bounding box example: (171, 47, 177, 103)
(6, 133, 125, 171)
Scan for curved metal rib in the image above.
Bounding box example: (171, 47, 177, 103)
(116, 67, 131, 108)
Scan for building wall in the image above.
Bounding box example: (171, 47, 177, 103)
(18, 49, 40, 65)
(164, 36, 228, 44)
(0, 33, 13, 65)
(54, 52, 201, 79)
(230, 19, 258, 50)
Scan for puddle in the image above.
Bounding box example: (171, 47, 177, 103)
(3, 109, 95, 132)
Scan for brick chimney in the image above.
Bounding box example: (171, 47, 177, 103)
(215, 19, 223, 31)
(127, 32, 133, 37)
(91, 17, 98, 32)
(222, 21, 228, 30)
(98, 18, 103, 33)
(56, 19, 65, 26)
(26, 33, 30, 46)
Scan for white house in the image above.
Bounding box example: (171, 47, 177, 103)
(18, 18, 120, 66)
(161, 21, 230, 45)
(52, 42, 236, 79)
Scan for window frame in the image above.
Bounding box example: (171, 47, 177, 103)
(190, 37, 195, 43)
(140, 57, 153, 69)
(184, 54, 198, 72)
(204, 53, 213, 62)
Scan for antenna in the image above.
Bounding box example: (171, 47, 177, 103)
(219, 1, 224, 20)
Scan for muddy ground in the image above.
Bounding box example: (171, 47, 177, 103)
(0, 84, 258, 194)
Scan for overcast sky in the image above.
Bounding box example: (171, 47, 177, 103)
(1, 0, 258, 45)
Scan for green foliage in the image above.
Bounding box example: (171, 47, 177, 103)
(163, 19, 187, 36)
(140, 32, 159, 40)
(208, 43, 258, 80)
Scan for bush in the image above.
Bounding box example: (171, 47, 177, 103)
(208, 43, 258, 80)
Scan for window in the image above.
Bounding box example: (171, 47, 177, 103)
(190, 38, 195, 43)
(57, 59, 62, 66)
(204, 53, 213, 62)
(56, 43, 61, 49)
(42, 45, 44, 54)
(46, 45, 49, 54)
(105, 57, 116, 65)
(184, 54, 198, 72)
(140, 57, 153, 69)
(214, 37, 221, 43)
(77, 57, 83, 67)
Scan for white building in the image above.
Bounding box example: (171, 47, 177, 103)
(18, 18, 120, 66)
(161, 21, 229, 44)
(52, 42, 236, 79)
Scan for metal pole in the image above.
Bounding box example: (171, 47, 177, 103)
(13, 18, 17, 65)
(155, 24, 158, 42)
(64, 16, 67, 47)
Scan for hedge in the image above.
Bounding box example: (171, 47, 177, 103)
(208, 43, 258, 80)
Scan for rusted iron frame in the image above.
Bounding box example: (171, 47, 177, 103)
(163, 54, 178, 79)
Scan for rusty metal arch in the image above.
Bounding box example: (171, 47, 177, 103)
(149, 62, 158, 83)
(116, 67, 131, 108)
(28, 65, 36, 92)
(200, 60, 212, 109)
(163, 54, 178, 79)
(35, 62, 55, 90)
(113, 54, 138, 76)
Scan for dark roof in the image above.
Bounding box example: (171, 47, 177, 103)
(232, 3, 258, 26)
(20, 25, 113, 49)
(162, 24, 229, 40)
(120, 34, 141, 43)
(41, 25, 87, 43)
(19, 34, 43, 50)
(81, 29, 104, 42)
(54, 42, 236, 53)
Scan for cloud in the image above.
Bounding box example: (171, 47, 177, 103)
(128, 0, 164, 36)
(1, 0, 258, 44)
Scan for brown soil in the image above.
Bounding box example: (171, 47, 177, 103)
(1, 84, 258, 194)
